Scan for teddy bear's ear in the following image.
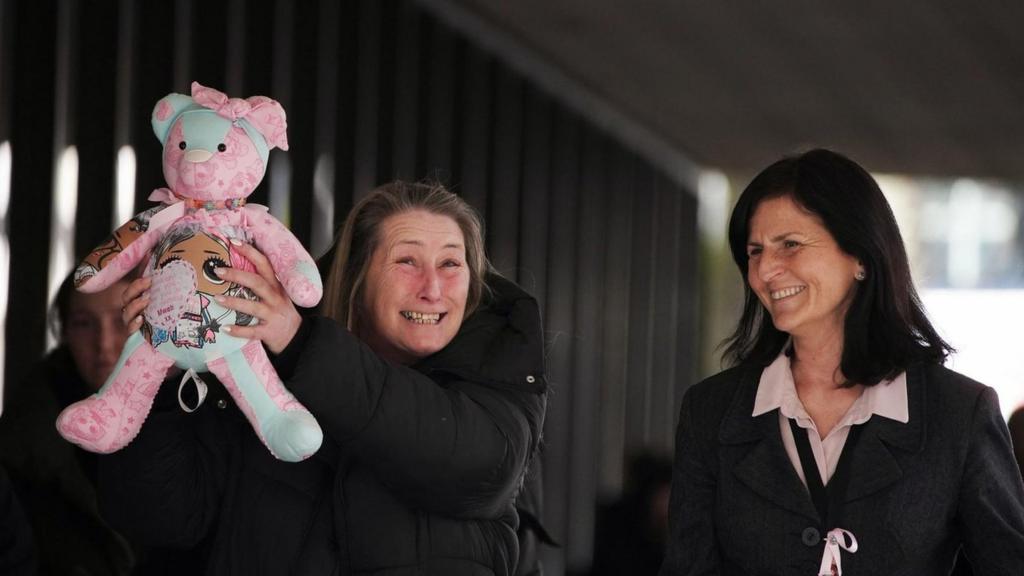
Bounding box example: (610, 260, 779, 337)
(245, 96, 289, 151)
(151, 93, 197, 144)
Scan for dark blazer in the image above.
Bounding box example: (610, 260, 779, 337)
(660, 361, 1024, 575)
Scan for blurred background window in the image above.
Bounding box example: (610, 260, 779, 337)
(879, 175, 1024, 417)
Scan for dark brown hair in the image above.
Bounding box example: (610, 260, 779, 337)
(723, 149, 952, 385)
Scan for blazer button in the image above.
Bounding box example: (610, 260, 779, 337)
(801, 527, 821, 547)
(216, 398, 228, 409)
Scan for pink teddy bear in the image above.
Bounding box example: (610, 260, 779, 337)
(57, 82, 323, 462)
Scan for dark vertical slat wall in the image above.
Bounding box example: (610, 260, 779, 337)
(6, 0, 58, 391)
(542, 111, 581, 576)
(329, 0, 358, 229)
(516, 87, 552, 303)
(242, 0, 274, 96)
(284, 0, 318, 248)
(674, 187, 700, 437)
(649, 176, 687, 451)
(487, 67, 524, 277)
(372, 0, 399, 187)
(223, 0, 245, 95)
(0, 0, 11, 144)
(191, 0, 228, 91)
(0, 0, 699, 572)
(457, 44, 492, 217)
(625, 166, 658, 449)
(71, 2, 114, 249)
(419, 19, 457, 182)
(73, 0, 119, 251)
(242, 0, 274, 208)
(308, 0, 342, 257)
(566, 129, 608, 568)
(392, 0, 421, 181)
(597, 151, 637, 495)
(352, 0, 381, 202)
(131, 0, 175, 211)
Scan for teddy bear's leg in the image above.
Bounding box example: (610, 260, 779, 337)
(56, 331, 175, 453)
(206, 340, 322, 462)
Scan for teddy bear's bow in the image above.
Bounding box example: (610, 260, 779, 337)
(190, 81, 289, 151)
(192, 84, 252, 121)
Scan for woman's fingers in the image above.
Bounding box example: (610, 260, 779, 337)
(211, 242, 301, 354)
(230, 242, 284, 302)
(121, 276, 151, 306)
(220, 318, 296, 356)
(123, 294, 150, 327)
(232, 241, 277, 283)
(215, 266, 274, 301)
(214, 294, 266, 319)
(120, 277, 151, 327)
(220, 323, 256, 341)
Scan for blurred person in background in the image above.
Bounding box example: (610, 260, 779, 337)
(0, 271, 138, 575)
(0, 269, 203, 575)
(591, 452, 672, 576)
(661, 149, 1024, 575)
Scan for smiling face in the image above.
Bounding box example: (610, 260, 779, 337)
(358, 210, 470, 364)
(746, 195, 862, 343)
(64, 280, 132, 392)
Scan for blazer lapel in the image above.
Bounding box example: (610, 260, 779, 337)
(844, 362, 927, 503)
(843, 425, 904, 503)
(720, 365, 820, 522)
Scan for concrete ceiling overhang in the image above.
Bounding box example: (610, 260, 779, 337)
(436, 0, 1024, 180)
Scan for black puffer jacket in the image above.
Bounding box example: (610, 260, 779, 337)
(98, 273, 547, 576)
(0, 464, 35, 576)
(0, 348, 136, 576)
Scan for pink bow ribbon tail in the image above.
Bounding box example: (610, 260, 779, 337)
(148, 187, 179, 205)
(818, 528, 858, 576)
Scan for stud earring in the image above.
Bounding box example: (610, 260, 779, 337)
(855, 269, 866, 281)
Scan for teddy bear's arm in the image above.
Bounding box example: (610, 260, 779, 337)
(244, 207, 323, 308)
(74, 205, 166, 292)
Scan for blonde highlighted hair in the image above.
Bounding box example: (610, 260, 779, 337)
(320, 181, 490, 331)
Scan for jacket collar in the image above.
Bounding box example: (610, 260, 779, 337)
(719, 361, 927, 520)
(414, 273, 547, 394)
(751, 351, 910, 426)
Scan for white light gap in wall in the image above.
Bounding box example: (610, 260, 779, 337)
(269, 154, 291, 226)
(115, 144, 136, 224)
(312, 153, 335, 257)
(47, 145, 79, 350)
(0, 141, 12, 415)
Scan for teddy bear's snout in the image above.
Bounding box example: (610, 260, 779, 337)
(185, 149, 214, 163)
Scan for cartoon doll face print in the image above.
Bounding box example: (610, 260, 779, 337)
(156, 231, 233, 296)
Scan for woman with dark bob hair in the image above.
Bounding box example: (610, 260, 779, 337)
(660, 149, 1024, 575)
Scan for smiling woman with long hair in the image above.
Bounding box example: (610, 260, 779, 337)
(660, 149, 1024, 575)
